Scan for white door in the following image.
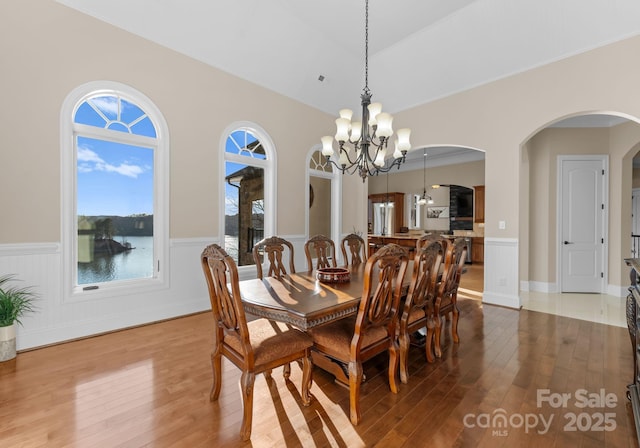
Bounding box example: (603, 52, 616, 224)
(559, 156, 607, 293)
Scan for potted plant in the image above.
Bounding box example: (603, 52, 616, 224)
(0, 274, 37, 362)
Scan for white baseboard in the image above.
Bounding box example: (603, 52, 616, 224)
(608, 284, 628, 298)
(482, 291, 521, 309)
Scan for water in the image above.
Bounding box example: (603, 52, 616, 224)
(225, 235, 238, 261)
(78, 236, 154, 285)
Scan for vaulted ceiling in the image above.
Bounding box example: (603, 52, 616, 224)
(54, 0, 640, 168)
(55, 0, 640, 115)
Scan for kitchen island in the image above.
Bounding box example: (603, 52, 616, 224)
(367, 234, 421, 257)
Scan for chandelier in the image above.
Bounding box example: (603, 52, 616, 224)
(417, 149, 434, 205)
(320, 0, 411, 181)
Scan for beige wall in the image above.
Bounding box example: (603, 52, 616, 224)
(368, 160, 485, 196)
(0, 0, 334, 244)
(387, 35, 640, 288)
(308, 176, 331, 237)
(4, 0, 640, 301)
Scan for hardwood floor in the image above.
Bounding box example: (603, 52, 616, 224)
(459, 262, 484, 300)
(1, 281, 637, 447)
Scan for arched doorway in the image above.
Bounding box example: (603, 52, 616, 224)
(367, 145, 486, 292)
(521, 112, 640, 295)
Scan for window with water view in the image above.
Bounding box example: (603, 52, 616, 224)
(73, 94, 157, 286)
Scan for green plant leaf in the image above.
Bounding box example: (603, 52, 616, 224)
(0, 275, 38, 327)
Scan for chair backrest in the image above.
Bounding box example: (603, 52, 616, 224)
(341, 233, 367, 266)
(416, 234, 447, 252)
(252, 236, 296, 279)
(438, 237, 468, 304)
(352, 243, 409, 354)
(403, 239, 443, 316)
(201, 244, 254, 364)
(304, 234, 337, 271)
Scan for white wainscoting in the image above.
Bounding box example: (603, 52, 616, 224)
(0, 239, 219, 351)
(1, 235, 525, 350)
(482, 237, 521, 309)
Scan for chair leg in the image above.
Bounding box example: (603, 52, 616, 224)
(210, 350, 222, 401)
(399, 328, 410, 384)
(239, 371, 256, 441)
(425, 316, 436, 363)
(283, 363, 291, 379)
(388, 340, 400, 394)
(301, 352, 313, 406)
(348, 361, 364, 425)
(452, 294, 460, 344)
(434, 314, 443, 358)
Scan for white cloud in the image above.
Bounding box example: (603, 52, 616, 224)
(91, 96, 119, 116)
(99, 162, 143, 178)
(77, 163, 94, 173)
(78, 146, 144, 178)
(78, 147, 104, 164)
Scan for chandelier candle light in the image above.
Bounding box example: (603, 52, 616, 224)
(417, 149, 434, 205)
(321, 0, 412, 181)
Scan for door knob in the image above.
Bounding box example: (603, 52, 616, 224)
(563, 241, 573, 245)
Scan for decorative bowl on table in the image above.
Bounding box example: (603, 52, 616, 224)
(316, 267, 351, 284)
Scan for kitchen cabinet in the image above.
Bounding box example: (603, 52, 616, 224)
(471, 237, 484, 263)
(368, 192, 404, 235)
(474, 185, 485, 223)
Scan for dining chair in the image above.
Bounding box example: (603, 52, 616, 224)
(398, 239, 443, 383)
(309, 243, 409, 425)
(252, 236, 296, 279)
(304, 234, 337, 271)
(433, 237, 468, 358)
(416, 233, 447, 251)
(340, 233, 367, 266)
(201, 244, 313, 441)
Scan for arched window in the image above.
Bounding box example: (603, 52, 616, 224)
(61, 81, 169, 299)
(221, 123, 276, 268)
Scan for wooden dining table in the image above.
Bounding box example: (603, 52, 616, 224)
(239, 264, 367, 331)
(238, 262, 414, 384)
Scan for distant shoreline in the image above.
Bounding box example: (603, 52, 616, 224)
(94, 238, 134, 255)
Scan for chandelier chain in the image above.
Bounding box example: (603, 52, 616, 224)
(364, 0, 369, 94)
(423, 149, 426, 192)
(319, 0, 411, 181)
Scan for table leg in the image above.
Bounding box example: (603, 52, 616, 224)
(312, 352, 349, 387)
(311, 352, 366, 387)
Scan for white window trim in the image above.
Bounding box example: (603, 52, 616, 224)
(61, 81, 170, 301)
(219, 122, 277, 275)
(305, 146, 342, 260)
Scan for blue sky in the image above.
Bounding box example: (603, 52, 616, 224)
(77, 137, 154, 216)
(75, 98, 266, 217)
(225, 161, 242, 215)
(75, 96, 155, 217)
(224, 130, 265, 215)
